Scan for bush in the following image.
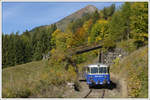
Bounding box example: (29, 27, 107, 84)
(117, 39, 137, 53)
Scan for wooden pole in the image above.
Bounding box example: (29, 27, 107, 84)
(99, 49, 101, 63)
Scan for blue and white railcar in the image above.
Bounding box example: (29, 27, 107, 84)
(85, 63, 110, 86)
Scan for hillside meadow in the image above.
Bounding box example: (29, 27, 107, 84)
(2, 60, 47, 97)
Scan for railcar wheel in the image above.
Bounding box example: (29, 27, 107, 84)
(89, 85, 93, 89)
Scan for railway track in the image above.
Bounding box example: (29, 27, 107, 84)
(84, 88, 106, 98)
(84, 89, 92, 98)
(101, 89, 105, 98)
(79, 76, 107, 98)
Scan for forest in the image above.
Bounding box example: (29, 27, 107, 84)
(2, 2, 148, 68)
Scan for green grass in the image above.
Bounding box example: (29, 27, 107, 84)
(2, 60, 47, 97)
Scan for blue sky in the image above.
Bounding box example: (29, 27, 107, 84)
(2, 2, 123, 34)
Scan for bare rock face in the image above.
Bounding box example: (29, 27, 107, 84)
(75, 5, 97, 16)
(103, 48, 128, 66)
(56, 5, 97, 32)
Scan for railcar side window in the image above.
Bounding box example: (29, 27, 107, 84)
(91, 67, 98, 74)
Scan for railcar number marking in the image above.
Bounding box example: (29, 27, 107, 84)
(95, 75, 104, 77)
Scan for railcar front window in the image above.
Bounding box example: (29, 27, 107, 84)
(103, 67, 106, 73)
(99, 67, 108, 73)
(99, 67, 103, 73)
(91, 67, 98, 74)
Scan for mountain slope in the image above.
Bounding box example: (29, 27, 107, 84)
(110, 46, 148, 98)
(28, 5, 97, 35)
(55, 5, 97, 32)
(2, 60, 46, 97)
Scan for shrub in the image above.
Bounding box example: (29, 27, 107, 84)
(117, 39, 137, 53)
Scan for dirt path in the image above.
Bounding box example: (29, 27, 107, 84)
(109, 72, 128, 97)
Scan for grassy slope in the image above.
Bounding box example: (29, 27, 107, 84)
(2, 46, 148, 98)
(110, 46, 148, 98)
(2, 51, 98, 98)
(2, 60, 47, 97)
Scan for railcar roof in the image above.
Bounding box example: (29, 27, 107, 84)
(87, 63, 108, 67)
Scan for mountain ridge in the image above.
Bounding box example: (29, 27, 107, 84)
(29, 5, 98, 33)
(55, 5, 97, 32)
